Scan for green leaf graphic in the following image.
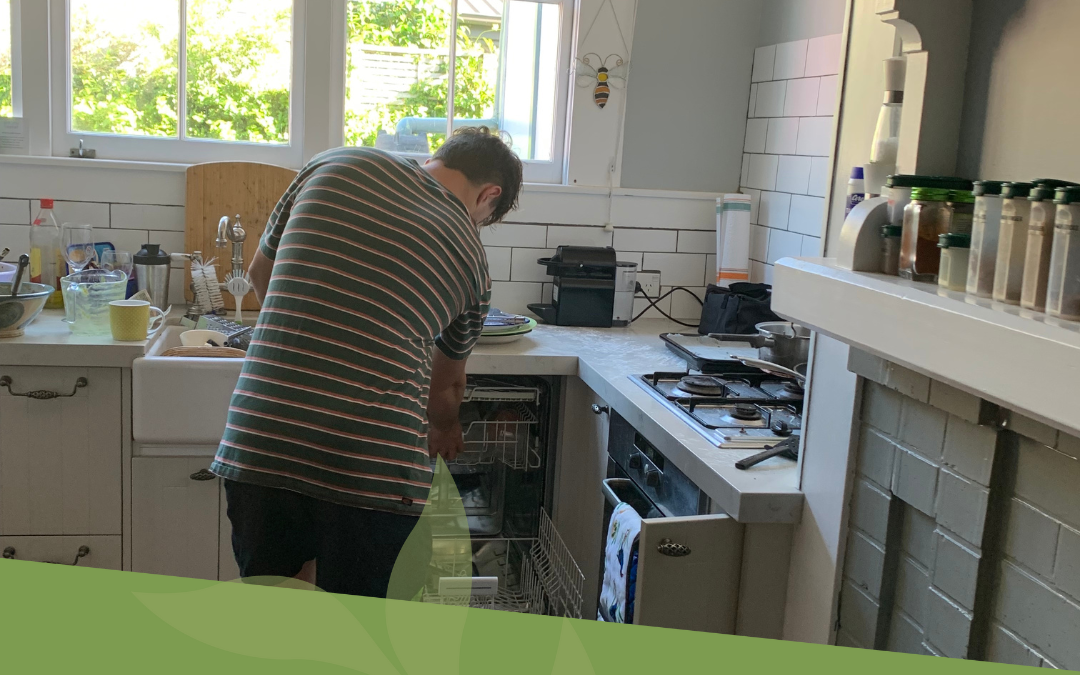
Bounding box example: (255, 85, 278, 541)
(551, 620, 596, 675)
(135, 580, 398, 674)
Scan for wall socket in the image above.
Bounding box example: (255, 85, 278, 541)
(638, 271, 661, 298)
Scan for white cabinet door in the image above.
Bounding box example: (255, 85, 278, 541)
(0, 367, 122, 536)
(0, 535, 122, 570)
(132, 457, 220, 580)
(218, 480, 240, 581)
(552, 377, 610, 621)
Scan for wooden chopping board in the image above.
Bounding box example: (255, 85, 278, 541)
(185, 162, 298, 312)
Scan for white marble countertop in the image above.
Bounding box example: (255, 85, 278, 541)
(0, 309, 155, 368)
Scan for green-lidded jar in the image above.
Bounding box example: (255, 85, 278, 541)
(938, 233, 971, 292)
(995, 182, 1038, 304)
(1021, 181, 1078, 311)
(1047, 186, 1080, 320)
(881, 224, 903, 276)
(900, 186, 961, 282)
(967, 181, 1008, 298)
(885, 175, 971, 228)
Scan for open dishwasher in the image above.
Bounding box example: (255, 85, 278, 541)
(422, 376, 585, 618)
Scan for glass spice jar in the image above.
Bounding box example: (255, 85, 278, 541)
(1021, 184, 1064, 312)
(938, 233, 971, 292)
(881, 225, 902, 276)
(900, 187, 952, 282)
(945, 190, 976, 235)
(966, 180, 1006, 298)
(994, 182, 1036, 305)
(1047, 186, 1080, 321)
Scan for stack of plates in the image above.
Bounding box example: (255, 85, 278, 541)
(480, 309, 536, 345)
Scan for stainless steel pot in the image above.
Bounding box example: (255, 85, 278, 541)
(710, 322, 811, 370)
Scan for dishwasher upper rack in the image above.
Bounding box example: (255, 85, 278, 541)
(455, 402, 542, 471)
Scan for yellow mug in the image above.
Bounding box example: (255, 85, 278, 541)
(110, 300, 165, 342)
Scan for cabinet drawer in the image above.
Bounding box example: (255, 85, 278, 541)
(0, 535, 122, 570)
(0, 367, 123, 536)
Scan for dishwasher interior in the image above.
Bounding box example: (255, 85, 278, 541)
(422, 376, 584, 618)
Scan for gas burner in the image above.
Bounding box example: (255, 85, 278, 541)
(732, 404, 763, 421)
(677, 376, 727, 397)
(784, 381, 805, 394)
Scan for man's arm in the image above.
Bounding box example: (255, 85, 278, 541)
(427, 348, 468, 462)
(248, 249, 274, 305)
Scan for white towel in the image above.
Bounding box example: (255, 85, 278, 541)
(598, 503, 642, 624)
(716, 194, 753, 287)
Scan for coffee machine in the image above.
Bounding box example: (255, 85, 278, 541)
(528, 246, 621, 328)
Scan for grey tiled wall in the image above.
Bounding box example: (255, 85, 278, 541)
(839, 351, 1080, 669)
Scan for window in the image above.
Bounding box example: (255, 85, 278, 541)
(1, 0, 11, 117)
(53, 0, 303, 164)
(344, 0, 572, 182)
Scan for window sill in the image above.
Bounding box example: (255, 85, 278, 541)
(0, 154, 190, 173)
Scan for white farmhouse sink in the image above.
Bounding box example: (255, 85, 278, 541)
(133, 325, 246, 445)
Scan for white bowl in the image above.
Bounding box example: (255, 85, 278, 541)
(0, 262, 17, 285)
(180, 329, 229, 348)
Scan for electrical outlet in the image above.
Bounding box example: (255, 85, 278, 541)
(638, 271, 661, 298)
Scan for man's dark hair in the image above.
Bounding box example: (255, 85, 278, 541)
(433, 126, 523, 227)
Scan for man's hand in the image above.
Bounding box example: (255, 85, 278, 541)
(428, 421, 464, 463)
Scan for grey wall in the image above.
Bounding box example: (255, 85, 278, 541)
(619, 0, 763, 193)
(957, 0, 1080, 182)
(757, 0, 847, 47)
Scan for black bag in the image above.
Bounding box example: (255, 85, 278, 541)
(697, 283, 782, 336)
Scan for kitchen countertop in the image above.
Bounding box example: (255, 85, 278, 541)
(7, 309, 804, 524)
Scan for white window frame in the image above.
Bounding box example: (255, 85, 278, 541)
(4, 0, 23, 117)
(48, 0, 308, 166)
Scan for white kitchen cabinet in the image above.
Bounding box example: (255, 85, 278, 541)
(552, 377, 610, 620)
(1, 535, 122, 570)
(131, 457, 221, 581)
(0, 367, 123, 537)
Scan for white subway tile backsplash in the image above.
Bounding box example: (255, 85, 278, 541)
(677, 230, 716, 255)
(1015, 437, 1080, 531)
(0, 224, 31, 255)
(900, 399, 948, 460)
(773, 40, 808, 81)
(1005, 499, 1061, 578)
(789, 195, 826, 236)
(642, 253, 707, 288)
(490, 281, 544, 316)
(933, 531, 981, 610)
(839, 580, 882, 649)
(485, 247, 512, 281)
(746, 155, 779, 192)
(925, 587, 973, 660)
(887, 610, 927, 655)
(102, 229, 151, 255)
(785, 78, 821, 117)
(936, 469, 990, 546)
(846, 530, 886, 597)
(743, 188, 762, 224)
(744, 118, 769, 154)
(670, 286, 707, 321)
(763, 263, 774, 286)
(902, 506, 939, 570)
(112, 204, 185, 232)
(613, 228, 677, 253)
(0, 199, 30, 225)
(941, 416, 998, 486)
(987, 624, 1044, 668)
(760, 192, 792, 230)
(930, 381, 983, 425)
(892, 447, 939, 517)
(766, 118, 800, 155)
(997, 562, 1080, 669)
(705, 255, 717, 282)
(809, 157, 831, 197)
(750, 224, 770, 262)
(752, 45, 776, 83)
(805, 34, 843, 77)
(818, 75, 840, 116)
(896, 554, 931, 625)
(859, 425, 899, 491)
(150, 231, 186, 260)
(776, 156, 813, 195)
(797, 117, 835, 157)
(767, 228, 802, 265)
(802, 235, 822, 256)
(480, 223, 548, 248)
(741, 153, 751, 187)
(33, 200, 110, 228)
(634, 291, 672, 320)
(755, 81, 787, 118)
(615, 251, 643, 269)
(510, 248, 555, 283)
(1057, 527, 1080, 602)
(748, 84, 759, 118)
(750, 260, 766, 284)
(547, 225, 612, 248)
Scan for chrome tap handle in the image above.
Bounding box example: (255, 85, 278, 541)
(216, 216, 231, 248)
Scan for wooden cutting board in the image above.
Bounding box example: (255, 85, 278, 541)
(185, 162, 298, 312)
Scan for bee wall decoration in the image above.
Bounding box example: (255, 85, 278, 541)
(576, 53, 628, 110)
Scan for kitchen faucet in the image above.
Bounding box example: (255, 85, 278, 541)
(216, 214, 252, 324)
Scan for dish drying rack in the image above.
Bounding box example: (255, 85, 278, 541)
(453, 382, 544, 471)
(423, 511, 584, 618)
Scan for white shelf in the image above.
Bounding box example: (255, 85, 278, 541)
(773, 258, 1080, 437)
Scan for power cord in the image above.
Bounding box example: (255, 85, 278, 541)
(632, 284, 704, 328)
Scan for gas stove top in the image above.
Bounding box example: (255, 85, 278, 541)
(635, 369, 804, 451)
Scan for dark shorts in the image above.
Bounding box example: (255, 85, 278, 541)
(224, 480, 431, 599)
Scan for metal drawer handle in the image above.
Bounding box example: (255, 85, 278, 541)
(190, 469, 217, 482)
(657, 539, 691, 558)
(3, 545, 91, 566)
(0, 376, 88, 400)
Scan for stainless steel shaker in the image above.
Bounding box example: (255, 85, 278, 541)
(134, 244, 172, 310)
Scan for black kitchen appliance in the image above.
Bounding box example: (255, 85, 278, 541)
(528, 246, 618, 328)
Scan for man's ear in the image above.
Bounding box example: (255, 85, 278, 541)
(479, 184, 503, 207)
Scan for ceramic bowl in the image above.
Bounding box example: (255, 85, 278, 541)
(180, 329, 229, 348)
(0, 282, 55, 338)
(0, 262, 17, 285)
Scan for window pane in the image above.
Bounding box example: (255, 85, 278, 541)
(70, 0, 180, 137)
(185, 0, 293, 144)
(452, 1, 561, 162)
(345, 0, 453, 154)
(0, 0, 11, 118)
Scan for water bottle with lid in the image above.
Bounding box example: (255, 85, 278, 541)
(30, 199, 64, 309)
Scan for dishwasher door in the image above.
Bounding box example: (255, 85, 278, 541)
(601, 471, 744, 634)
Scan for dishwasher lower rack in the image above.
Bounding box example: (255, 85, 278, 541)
(423, 511, 584, 618)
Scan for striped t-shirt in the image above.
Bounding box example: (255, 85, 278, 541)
(211, 147, 491, 515)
